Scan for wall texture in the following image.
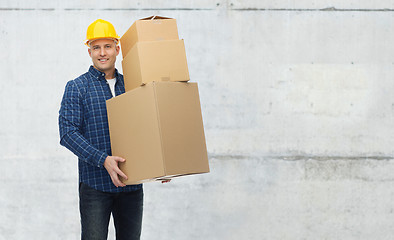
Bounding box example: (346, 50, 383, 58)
(0, 1, 393, 239)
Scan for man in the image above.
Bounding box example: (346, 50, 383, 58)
(58, 19, 143, 240)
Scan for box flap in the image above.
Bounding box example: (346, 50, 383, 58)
(140, 16, 173, 20)
(120, 16, 178, 59)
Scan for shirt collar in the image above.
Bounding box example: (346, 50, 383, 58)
(88, 65, 120, 81)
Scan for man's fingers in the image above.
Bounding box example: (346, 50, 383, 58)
(113, 156, 125, 163)
(111, 172, 126, 187)
(114, 167, 128, 180)
(111, 165, 127, 186)
(104, 156, 127, 187)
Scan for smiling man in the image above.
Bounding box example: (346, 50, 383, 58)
(58, 19, 143, 240)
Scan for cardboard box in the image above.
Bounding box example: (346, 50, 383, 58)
(122, 39, 190, 92)
(120, 16, 179, 58)
(106, 82, 209, 185)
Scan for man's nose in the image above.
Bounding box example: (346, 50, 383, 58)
(100, 47, 106, 56)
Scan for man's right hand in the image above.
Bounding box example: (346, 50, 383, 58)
(104, 156, 128, 187)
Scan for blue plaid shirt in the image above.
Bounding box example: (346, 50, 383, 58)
(59, 66, 142, 193)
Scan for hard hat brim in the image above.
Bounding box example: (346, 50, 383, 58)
(85, 37, 120, 46)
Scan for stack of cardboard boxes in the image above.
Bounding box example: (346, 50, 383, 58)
(106, 16, 210, 185)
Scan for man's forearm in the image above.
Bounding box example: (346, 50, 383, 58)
(60, 130, 108, 168)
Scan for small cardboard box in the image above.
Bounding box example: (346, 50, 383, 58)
(122, 39, 189, 92)
(106, 81, 209, 185)
(120, 16, 179, 58)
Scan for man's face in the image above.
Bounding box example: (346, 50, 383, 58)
(88, 38, 120, 75)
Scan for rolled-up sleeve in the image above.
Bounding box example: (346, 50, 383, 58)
(59, 81, 107, 168)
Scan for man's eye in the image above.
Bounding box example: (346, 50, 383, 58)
(92, 46, 100, 50)
(105, 45, 112, 49)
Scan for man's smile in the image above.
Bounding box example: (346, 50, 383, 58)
(99, 58, 109, 63)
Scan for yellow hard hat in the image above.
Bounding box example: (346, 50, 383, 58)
(85, 19, 120, 46)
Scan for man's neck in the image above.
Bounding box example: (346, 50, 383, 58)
(104, 70, 115, 79)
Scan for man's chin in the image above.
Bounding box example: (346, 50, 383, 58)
(93, 64, 113, 73)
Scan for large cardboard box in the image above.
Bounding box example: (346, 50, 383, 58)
(106, 82, 209, 185)
(120, 16, 179, 58)
(122, 39, 190, 92)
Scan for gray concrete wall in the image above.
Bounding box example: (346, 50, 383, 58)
(0, 1, 393, 239)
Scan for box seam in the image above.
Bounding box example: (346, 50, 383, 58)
(153, 82, 167, 175)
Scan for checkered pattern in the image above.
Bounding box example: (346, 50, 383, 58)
(59, 66, 142, 193)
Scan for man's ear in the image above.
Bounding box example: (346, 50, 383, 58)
(116, 45, 120, 56)
(88, 48, 92, 57)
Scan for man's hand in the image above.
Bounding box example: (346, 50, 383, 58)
(104, 156, 127, 187)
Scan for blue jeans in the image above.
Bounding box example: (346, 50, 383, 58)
(79, 183, 143, 240)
